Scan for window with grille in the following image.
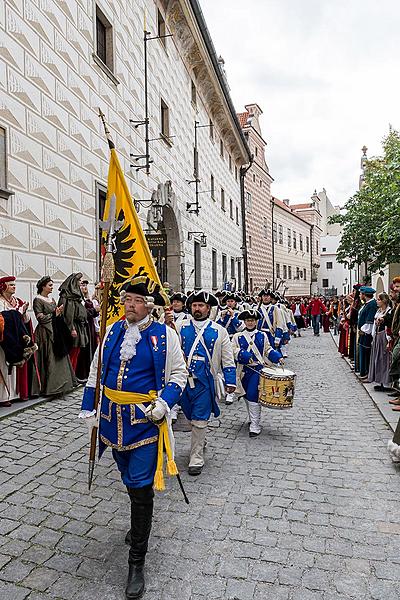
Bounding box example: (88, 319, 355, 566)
(191, 80, 196, 107)
(96, 6, 113, 71)
(278, 224, 283, 244)
(273, 221, 277, 243)
(161, 98, 170, 139)
(212, 249, 217, 289)
(263, 218, 268, 238)
(157, 10, 166, 47)
(222, 254, 227, 282)
(245, 192, 252, 212)
(194, 241, 202, 288)
(221, 188, 225, 211)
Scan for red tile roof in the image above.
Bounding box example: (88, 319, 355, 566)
(237, 111, 249, 128)
(273, 197, 293, 213)
(272, 197, 311, 225)
(290, 203, 312, 209)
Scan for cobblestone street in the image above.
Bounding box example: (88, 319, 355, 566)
(1, 330, 400, 600)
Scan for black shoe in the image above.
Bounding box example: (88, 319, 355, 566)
(126, 564, 145, 599)
(125, 530, 131, 546)
(374, 385, 393, 392)
(249, 431, 261, 438)
(188, 465, 203, 476)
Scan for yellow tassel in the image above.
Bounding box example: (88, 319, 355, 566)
(167, 459, 178, 476)
(153, 469, 165, 491)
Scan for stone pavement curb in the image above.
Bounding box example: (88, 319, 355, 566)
(330, 331, 396, 433)
(0, 385, 85, 421)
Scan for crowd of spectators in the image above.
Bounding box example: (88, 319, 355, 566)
(0, 273, 100, 407)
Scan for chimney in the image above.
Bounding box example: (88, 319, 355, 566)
(282, 199, 290, 206)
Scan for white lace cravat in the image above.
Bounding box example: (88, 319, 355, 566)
(119, 316, 150, 362)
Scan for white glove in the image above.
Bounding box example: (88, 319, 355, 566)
(78, 410, 99, 432)
(144, 399, 168, 422)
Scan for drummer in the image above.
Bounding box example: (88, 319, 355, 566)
(232, 309, 283, 437)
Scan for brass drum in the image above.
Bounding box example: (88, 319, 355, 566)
(258, 366, 296, 409)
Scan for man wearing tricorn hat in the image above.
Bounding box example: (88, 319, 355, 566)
(217, 292, 243, 337)
(79, 276, 187, 599)
(161, 292, 189, 328)
(257, 289, 285, 351)
(176, 290, 236, 475)
(232, 309, 283, 436)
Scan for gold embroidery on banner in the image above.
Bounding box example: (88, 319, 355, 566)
(100, 400, 112, 422)
(100, 434, 159, 451)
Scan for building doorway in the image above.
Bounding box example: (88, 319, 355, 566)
(146, 204, 181, 291)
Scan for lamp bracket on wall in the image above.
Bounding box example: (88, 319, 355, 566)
(188, 231, 207, 247)
(129, 27, 173, 174)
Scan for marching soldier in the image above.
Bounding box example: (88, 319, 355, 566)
(232, 309, 283, 437)
(217, 292, 244, 336)
(79, 277, 187, 600)
(176, 290, 236, 475)
(161, 292, 189, 328)
(257, 289, 285, 351)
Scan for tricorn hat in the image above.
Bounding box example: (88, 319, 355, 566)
(187, 290, 218, 307)
(238, 309, 261, 321)
(170, 292, 187, 304)
(258, 288, 271, 298)
(121, 276, 166, 306)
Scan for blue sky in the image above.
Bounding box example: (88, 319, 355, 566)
(200, 0, 400, 206)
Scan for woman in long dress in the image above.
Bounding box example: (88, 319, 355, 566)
(368, 292, 392, 390)
(33, 276, 76, 397)
(0, 276, 40, 406)
(58, 273, 89, 376)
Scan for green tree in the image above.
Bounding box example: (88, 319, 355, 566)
(330, 129, 400, 272)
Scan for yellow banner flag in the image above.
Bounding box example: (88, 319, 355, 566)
(101, 146, 168, 324)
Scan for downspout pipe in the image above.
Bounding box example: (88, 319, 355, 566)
(240, 156, 254, 294)
(271, 198, 275, 291)
(310, 224, 314, 295)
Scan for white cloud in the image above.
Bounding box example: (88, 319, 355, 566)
(200, 0, 400, 205)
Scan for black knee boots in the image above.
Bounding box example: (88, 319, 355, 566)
(125, 485, 154, 600)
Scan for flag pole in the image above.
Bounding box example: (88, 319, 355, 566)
(88, 111, 117, 490)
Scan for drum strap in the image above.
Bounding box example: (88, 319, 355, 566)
(186, 320, 212, 368)
(243, 331, 264, 365)
(260, 306, 274, 333)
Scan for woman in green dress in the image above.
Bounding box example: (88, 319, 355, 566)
(33, 276, 76, 397)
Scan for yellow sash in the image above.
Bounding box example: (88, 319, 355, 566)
(104, 387, 157, 405)
(102, 387, 178, 491)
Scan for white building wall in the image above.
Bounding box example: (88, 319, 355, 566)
(273, 204, 312, 297)
(0, 0, 245, 306)
(319, 235, 357, 296)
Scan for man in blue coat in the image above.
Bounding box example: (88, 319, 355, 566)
(79, 276, 187, 600)
(177, 290, 236, 476)
(357, 286, 378, 379)
(232, 309, 283, 437)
